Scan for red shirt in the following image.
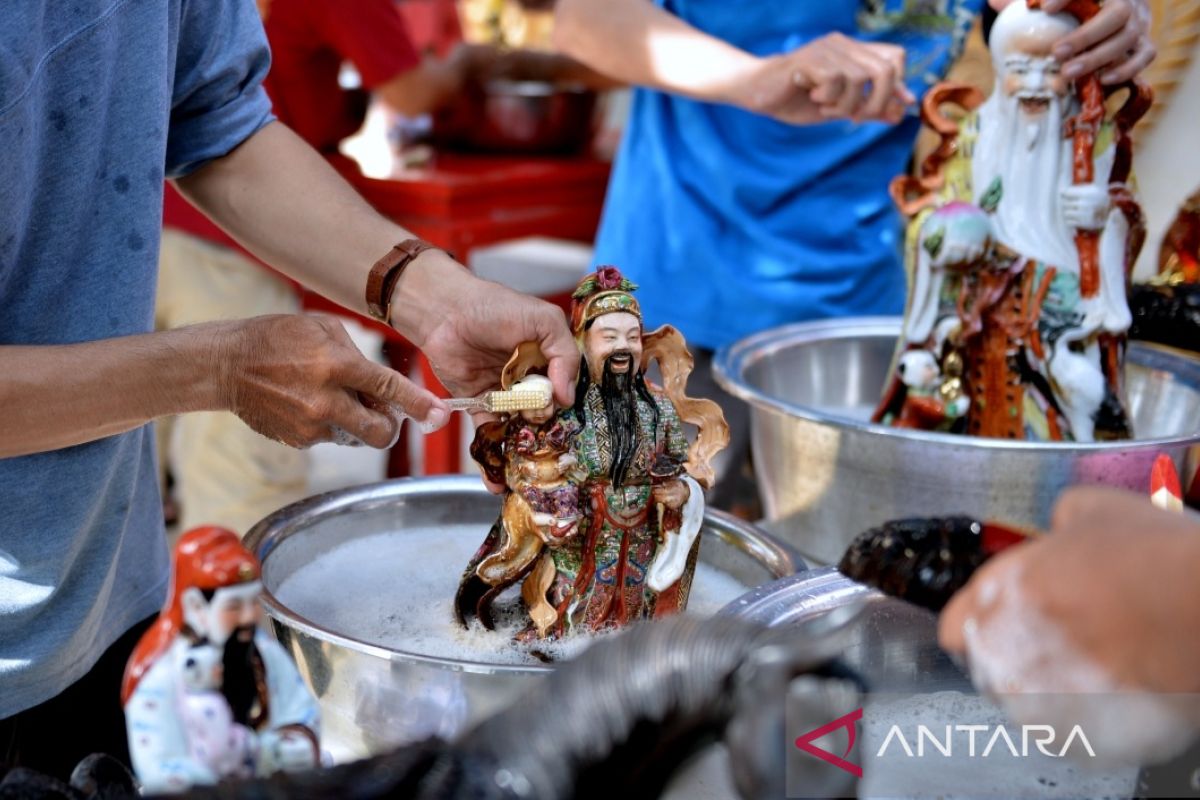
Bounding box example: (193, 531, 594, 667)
(264, 0, 421, 155)
(164, 0, 424, 254)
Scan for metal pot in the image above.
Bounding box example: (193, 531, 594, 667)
(432, 79, 597, 154)
(243, 475, 800, 761)
(715, 317, 1200, 565)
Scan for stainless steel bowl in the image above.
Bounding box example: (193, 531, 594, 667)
(720, 567, 965, 693)
(243, 475, 800, 761)
(715, 317, 1200, 564)
(432, 79, 597, 154)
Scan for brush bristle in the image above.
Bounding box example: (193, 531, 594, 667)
(487, 388, 552, 412)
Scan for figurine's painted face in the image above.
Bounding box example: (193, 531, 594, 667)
(994, 7, 1074, 116)
(521, 402, 556, 425)
(583, 312, 643, 378)
(1001, 54, 1068, 116)
(182, 581, 262, 646)
(899, 350, 941, 390)
(181, 643, 224, 692)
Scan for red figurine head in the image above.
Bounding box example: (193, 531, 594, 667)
(121, 527, 262, 705)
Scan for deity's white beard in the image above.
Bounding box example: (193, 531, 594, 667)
(974, 92, 1080, 272)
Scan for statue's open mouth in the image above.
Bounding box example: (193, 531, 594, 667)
(608, 352, 633, 372)
(1018, 97, 1051, 114)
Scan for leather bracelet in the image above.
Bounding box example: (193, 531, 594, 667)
(365, 239, 441, 324)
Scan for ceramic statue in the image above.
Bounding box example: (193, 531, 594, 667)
(121, 526, 320, 793)
(875, 0, 1152, 442)
(456, 266, 729, 640)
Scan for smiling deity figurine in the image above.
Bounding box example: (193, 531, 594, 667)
(457, 267, 728, 640)
(876, 0, 1151, 442)
(122, 527, 320, 793)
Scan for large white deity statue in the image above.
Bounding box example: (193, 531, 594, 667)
(876, 0, 1150, 442)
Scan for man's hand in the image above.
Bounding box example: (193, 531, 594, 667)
(1061, 184, 1111, 230)
(939, 487, 1200, 696)
(745, 34, 914, 125)
(991, 0, 1155, 85)
(215, 315, 448, 450)
(391, 253, 580, 410)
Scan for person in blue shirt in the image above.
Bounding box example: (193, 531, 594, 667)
(553, 0, 1154, 511)
(0, 0, 578, 778)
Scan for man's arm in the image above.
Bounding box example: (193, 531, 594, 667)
(0, 315, 435, 458)
(2, 123, 577, 459)
(553, 0, 913, 123)
(372, 54, 466, 118)
(176, 121, 580, 406)
(174, 122, 433, 338)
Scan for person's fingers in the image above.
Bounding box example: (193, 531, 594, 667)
(530, 303, 580, 407)
(851, 48, 901, 120)
(882, 97, 907, 124)
(834, 61, 870, 118)
(1053, 0, 1131, 65)
(324, 390, 399, 450)
(989, 0, 1016, 9)
(806, 55, 847, 106)
(337, 356, 450, 431)
(1049, 485, 1142, 535)
(1101, 36, 1156, 84)
(1061, 25, 1139, 80)
(938, 579, 975, 654)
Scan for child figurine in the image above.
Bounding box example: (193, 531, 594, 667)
(456, 374, 584, 638)
(178, 642, 256, 780)
(122, 526, 320, 794)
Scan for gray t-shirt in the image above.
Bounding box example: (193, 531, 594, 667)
(0, 0, 274, 717)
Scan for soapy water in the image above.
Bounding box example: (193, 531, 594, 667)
(274, 525, 754, 667)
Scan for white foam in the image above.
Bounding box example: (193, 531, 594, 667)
(274, 525, 753, 667)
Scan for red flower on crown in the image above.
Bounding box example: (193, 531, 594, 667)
(595, 266, 624, 290)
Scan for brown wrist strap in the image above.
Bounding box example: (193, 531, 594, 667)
(365, 239, 441, 324)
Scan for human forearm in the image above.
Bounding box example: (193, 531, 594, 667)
(177, 121, 581, 409)
(2, 314, 447, 457)
(0, 327, 222, 457)
(553, 0, 759, 106)
(554, 0, 910, 124)
(375, 56, 462, 117)
(173, 121, 463, 347)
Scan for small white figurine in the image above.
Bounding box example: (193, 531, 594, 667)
(122, 527, 320, 793)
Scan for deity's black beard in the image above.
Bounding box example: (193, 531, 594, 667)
(601, 360, 639, 488)
(222, 627, 264, 728)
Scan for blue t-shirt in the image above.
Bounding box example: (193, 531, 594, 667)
(594, 0, 981, 350)
(0, 0, 273, 717)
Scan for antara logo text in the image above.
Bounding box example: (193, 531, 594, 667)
(794, 709, 1096, 778)
(876, 723, 1096, 759)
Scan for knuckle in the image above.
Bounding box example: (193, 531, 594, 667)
(300, 396, 329, 424)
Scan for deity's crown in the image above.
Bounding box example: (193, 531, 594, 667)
(571, 266, 641, 336)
